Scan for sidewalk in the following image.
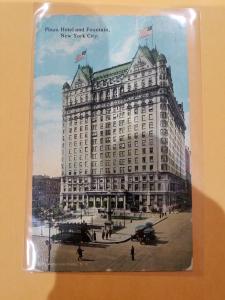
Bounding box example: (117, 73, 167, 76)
(93, 214, 168, 244)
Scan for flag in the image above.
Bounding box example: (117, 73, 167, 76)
(139, 26, 153, 38)
(75, 50, 87, 62)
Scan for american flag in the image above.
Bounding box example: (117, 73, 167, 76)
(75, 50, 87, 62)
(139, 26, 153, 38)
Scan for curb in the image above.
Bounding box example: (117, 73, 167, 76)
(94, 236, 131, 245)
(153, 216, 168, 226)
(94, 216, 169, 245)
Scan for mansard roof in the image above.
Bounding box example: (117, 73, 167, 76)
(93, 62, 131, 80)
(70, 46, 167, 86)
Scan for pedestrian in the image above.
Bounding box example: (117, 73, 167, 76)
(162, 204, 167, 217)
(159, 207, 162, 218)
(109, 228, 112, 238)
(77, 245, 84, 261)
(102, 230, 105, 240)
(93, 231, 96, 241)
(106, 230, 109, 239)
(130, 245, 135, 261)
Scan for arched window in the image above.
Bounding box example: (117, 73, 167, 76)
(106, 90, 110, 100)
(120, 86, 124, 94)
(99, 91, 103, 101)
(113, 88, 117, 98)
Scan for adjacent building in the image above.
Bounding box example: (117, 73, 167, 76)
(32, 175, 61, 208)
(60, 45, 187, 211)
(185, 146, 192, 207)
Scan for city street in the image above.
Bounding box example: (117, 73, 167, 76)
(32, 212, 192, 272)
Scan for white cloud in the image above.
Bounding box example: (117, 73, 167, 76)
(34, 94, 49, 108)
(37, 36, 93, 64)
(34, 105, 61, 125)
(34, 74, 69, 92)
(33, 93, 62, 176)
(33, 122, 61, 177)
(111, 35, 136, 65)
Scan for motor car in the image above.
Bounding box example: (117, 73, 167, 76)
(131, 222, 156, 244)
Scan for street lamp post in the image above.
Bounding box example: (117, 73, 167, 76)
(123, 189, 128, 228)
(45, 208, 53, 272)
(106, 191, 112, 222)
(47, 219, 51, 272)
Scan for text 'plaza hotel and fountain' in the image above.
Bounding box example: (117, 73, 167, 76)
(60, 45, 188, 211)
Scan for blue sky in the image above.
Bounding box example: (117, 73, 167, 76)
(33, 14, 190, 176)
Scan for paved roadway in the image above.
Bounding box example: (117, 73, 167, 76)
(32, 212, 192, 272)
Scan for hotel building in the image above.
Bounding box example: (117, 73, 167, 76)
(60, 45, 187, 211)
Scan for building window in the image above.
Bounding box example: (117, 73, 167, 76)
(113, 88, 117, 98)
(160, 112, 167, 119)
(99, 91, 103, 101)
(120, 167, 125, 173)
(161, 164, 168, 171)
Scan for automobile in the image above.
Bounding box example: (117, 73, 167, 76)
(130, 207, 140, 212)
(52, 231, 92, 244)
(52, 223, 92, 244)
(131, 222, 156, 244)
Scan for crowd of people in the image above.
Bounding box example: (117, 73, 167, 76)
(101, 228, 112, 240)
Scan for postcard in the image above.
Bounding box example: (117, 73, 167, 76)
(30, 11, 193, 272)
